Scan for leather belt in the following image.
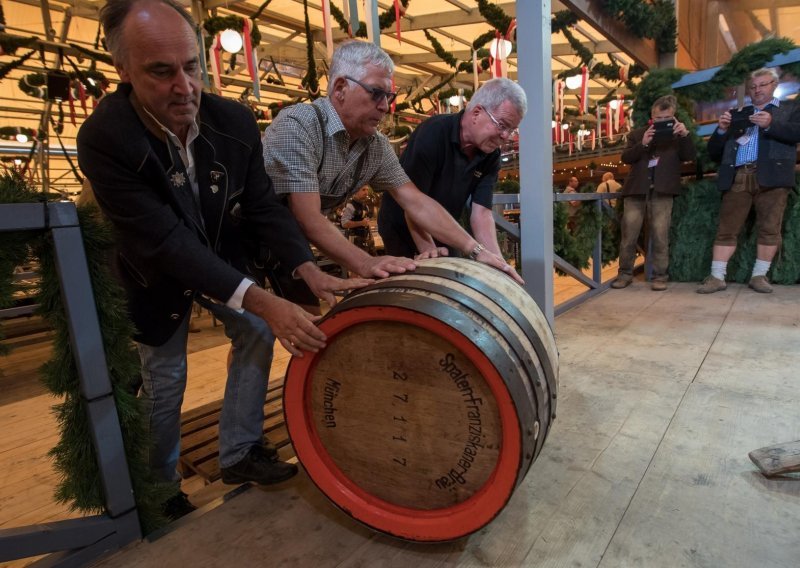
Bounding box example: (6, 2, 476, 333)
(738, 162, 757, 172)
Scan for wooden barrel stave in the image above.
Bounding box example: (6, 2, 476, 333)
(351, 277, 549, 464)
(338, 287, 541, 487)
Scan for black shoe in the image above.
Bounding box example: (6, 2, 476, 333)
(162, 491, 197, 521)
(261, 440, 279, 462)
(221, 446, 298, 486)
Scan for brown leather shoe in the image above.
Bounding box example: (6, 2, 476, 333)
(748, 275, 773, 293)
(611, 275, 633, 289)
(651, 281, 667, 291)
(697, 275, 726, 294)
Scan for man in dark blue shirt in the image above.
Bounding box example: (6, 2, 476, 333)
(378, 78, 526, 261)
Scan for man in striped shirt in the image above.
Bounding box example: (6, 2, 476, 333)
(263, 41, 520, 311)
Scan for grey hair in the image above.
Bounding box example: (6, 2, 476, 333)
(466, 78, 527, 116)
(751, 67, 780, 82)
(100, 0, 195, 65)
(328, 40, 394, 87)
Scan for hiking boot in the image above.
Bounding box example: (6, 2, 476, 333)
(221, 445, 298, 486)
(697, 275, 726, 294)
(748, 275, 773, 294)
(611, 275, 633, 289)
(162, 491, 197, 521)
(651, 280, 667, 291)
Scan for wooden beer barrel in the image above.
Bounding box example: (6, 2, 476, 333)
(284, 258, 558, 542)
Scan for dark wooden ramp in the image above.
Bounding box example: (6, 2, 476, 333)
(179, 376, 292, 483)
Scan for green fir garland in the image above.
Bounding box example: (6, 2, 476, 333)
(328, 0, 410, 39)
(0, 48, 35, 81)
(67, 43, 113, 66)
(0, 173, 39, 355)
(18, 70, 109, 100)
(203, 15, 261, 49)
(476, 0, 513, 35)
(0, 31, 36, 56)
(678, 37, 796, 102)
(0, 174, 171, 532)
(301, 0, 319, 98)
(601, 0, 677, 54)
(553, 184, 603, 273)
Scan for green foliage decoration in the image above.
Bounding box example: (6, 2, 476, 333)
(0, 31, 36, 56)
(67, 43, 113, 66)
(601, 0, 677, 54)
(424, 30, 460, 70)
(0, 48, 35, 81)
(553, 184, 602, 273)
(0, 173, 39, 355)
(301, 0, 319, 98)
(476, 0, 513, 35)
(1, 174, 172, 532)
(203, 15, 261, 48)
(328, 0, 410, 39)
(678, 37, 796, 102)
(494, 179, 520, 194)
(34, 204, 172, 532)
(395, 72, 457, 113)
(18, 70, 109, 100)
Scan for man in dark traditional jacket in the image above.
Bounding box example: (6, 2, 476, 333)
(77, 0, 365, 520)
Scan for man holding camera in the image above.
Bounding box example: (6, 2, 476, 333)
(611, 95, 695, 291)
(698, 67, 800, 294)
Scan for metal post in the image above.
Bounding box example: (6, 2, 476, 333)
(517, 0, 554, 326)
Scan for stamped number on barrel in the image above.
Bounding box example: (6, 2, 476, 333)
(308, 320, 503, 510)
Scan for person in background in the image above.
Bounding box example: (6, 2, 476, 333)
(596, 171, 622, 208)
(77, 0, 366, 520)
(341, 185, 376, 255)
(377, 78, 526, 261)
(262, 41, 521, 315)
(697, 67, 800, 294)
(562, 175, 581, 231)
(611, 95, 696, 291)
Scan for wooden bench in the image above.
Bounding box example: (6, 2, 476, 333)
(179, 376, 293, 483)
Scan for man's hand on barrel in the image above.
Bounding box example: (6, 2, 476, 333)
(472, 245, 525, 285)
(355, 254, 417, 279)
(295, 261, 372, 307)
(242, 286, 326, 357)
(415, 246, 449, 260)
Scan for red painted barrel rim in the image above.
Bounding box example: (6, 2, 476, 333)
(285, 305, 522, 542)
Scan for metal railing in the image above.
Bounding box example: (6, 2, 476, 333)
(493, 191, 646, 315)
(0, 202, 141, 567)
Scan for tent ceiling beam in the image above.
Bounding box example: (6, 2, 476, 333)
(443, 0, 474, 12)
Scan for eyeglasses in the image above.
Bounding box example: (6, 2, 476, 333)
(482, 106, 519, 137)
(749, 79, 776, 90)
(345, 76, 398, 105)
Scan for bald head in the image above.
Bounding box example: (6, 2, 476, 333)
(101, 0, 195, 66)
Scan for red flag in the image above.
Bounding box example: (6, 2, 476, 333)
(78, 81, 87, 117)
(67, 84, 76, 126)
(580, 65, 589, 114)
(394, 0, 402, 44)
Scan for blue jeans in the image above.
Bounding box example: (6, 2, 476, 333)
(618, 193, 674, 281)
(137, 297, 275, 486)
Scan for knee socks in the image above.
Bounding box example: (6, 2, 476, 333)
(711, 261, 727, 280)
(752, 259, 771, 278)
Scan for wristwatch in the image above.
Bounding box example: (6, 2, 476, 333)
(469, 242, 486, 260)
